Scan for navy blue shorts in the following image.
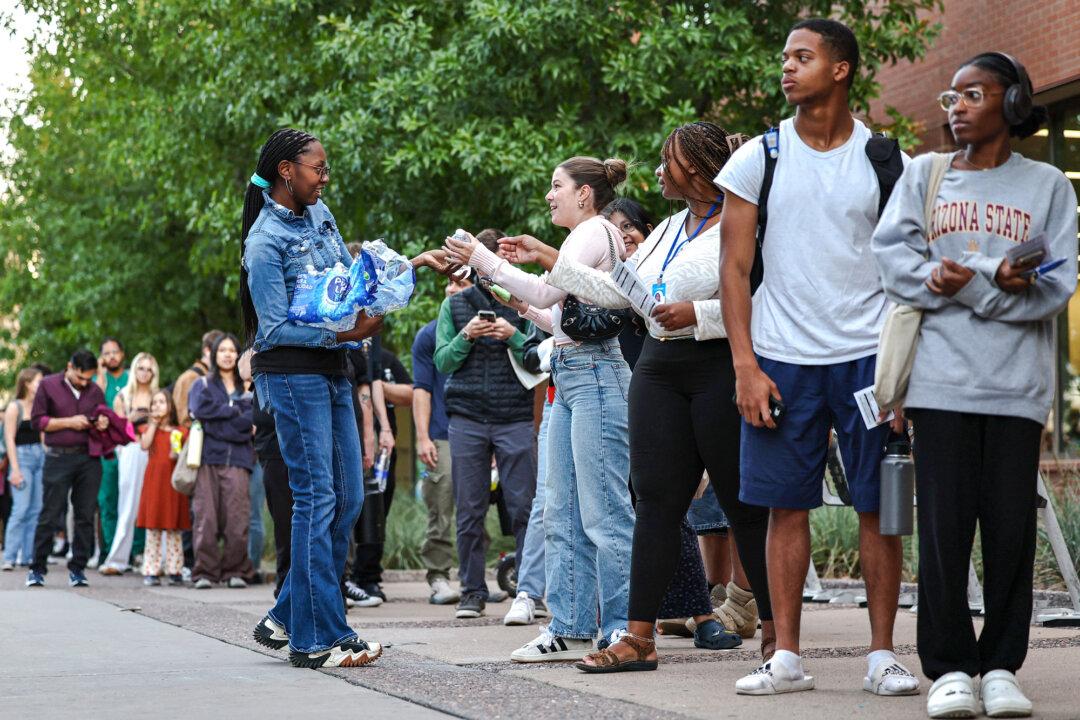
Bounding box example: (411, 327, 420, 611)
(739, 354, 890, 513)
(687, 484, 729, 534)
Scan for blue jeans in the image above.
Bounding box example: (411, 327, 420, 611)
(4, 443, 45, 564)
(516, 398, 551, 600)
(249, 462, 266, 571)
(254, 373, 363, 653)
(544, 340, 634, 640)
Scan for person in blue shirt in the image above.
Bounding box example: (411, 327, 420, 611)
(242, 128, 452, 669)
(411, 274, 472, 606)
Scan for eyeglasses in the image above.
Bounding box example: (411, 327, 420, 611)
(938, 88, 1004, 111)
(617, 221, 638, 234)
(292, 160, 331, 179)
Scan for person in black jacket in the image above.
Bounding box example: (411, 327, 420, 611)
(434, 229, 537, 620)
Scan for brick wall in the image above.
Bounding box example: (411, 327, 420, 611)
(870, 0, 1080, 149)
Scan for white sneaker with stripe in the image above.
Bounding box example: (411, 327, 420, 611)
(510, 626, 592, 663)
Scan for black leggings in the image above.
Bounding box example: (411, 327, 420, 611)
(628, 337, 772, 623)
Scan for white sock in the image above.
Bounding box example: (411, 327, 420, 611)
(867, 649, 897, 676)
(770, 649, 805, 679)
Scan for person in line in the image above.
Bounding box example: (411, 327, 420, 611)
(95, 337, 128, 562)
(601, 197, 653, 369)
(874, 52, 1075, 719)
(497, 124, 767, 671)
(242, 128, 453, 668)
(2, 368, 45, 571)
(188, 334, 254, 590)
(444, 157, 635, 662)
(136, 390, 189, 586)
(410, 273, 471, 606)
(718, 18, 917, 696)
(173, 330, 224, 428)
(27, 350, 109, 587)
(99, 352, 158, 574)
(350, 338, 413, 603)
(434, 229, 537, 621)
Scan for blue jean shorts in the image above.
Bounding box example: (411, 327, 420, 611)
(739, 354, 890, 513)
(687, 484, 729, 534)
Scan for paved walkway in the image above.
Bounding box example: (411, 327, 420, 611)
(2, 570, 1078, 719)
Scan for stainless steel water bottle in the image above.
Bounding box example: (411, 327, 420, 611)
(879, 437, 915, 535)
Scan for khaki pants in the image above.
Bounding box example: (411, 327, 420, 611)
(420, 439, 455, 584)
(192, 465, 253, 583)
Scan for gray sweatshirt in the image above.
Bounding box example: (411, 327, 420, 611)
(872, 152, 1078, 424)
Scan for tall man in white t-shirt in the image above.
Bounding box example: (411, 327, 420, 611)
(716, 19, 918, 697)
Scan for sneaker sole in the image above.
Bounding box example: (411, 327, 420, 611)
(511, 649, 590, 663)
(455, 610, 483, 619)
(289, 645, 383, 669)
(503, 615, 534, 626)
(736, 676, 815, 695)
(253, 626, 289, 651)
(430, 596, 460, 605)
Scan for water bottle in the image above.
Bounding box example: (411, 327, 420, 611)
(879, 436, 915, 535)
(373, 447, 391, 494)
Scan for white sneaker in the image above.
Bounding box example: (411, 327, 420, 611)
(1, 561, 14, 572)
(927, 671, 978, 718)
(503, 591, 535, 626)
(735, 651, 815, 695)
(980, 670, 1032, 718)
(428, 577, 460, 605)
(864, 650, 920, 696)
(510, 627, 592, 663)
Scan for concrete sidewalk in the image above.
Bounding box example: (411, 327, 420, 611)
(2, 571, 1078, 719)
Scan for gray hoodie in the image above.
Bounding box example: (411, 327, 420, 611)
(872, 152, 1078, 424)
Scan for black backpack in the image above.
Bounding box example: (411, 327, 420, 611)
(750, 125, 903, 294)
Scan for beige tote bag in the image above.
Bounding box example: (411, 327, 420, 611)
(874, 152, 951, 411)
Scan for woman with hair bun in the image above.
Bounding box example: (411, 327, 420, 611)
(444, 155, 635, 663)
(873, 52, 1076, 719)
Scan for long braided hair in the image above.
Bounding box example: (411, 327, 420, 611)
(240, 128, 319, 344)
(647, 122, 748, 258)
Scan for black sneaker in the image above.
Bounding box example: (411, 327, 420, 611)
(455, 591, 486, 619)
(289, 638, 383, 668)
(69, 570, 88, 587)
(344, 580, 383, 607)
(253, 615, 290, 650)
(360, 582, 386, 602)
(26, 570, 45, 587)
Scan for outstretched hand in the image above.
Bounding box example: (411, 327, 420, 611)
(443, 231, 480, 266)
(498, 235, 559, 271)
(412, 249, 462, 277)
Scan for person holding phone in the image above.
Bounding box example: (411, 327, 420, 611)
(873, 52, 1076, 719)
(433, 229, 537, 622)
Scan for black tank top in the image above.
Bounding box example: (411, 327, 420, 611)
(12, 401, 38, 446)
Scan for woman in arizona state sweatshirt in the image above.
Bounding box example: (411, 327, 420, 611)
(873, 52, 1077, 720)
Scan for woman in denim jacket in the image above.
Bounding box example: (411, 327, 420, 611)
(242, 128, 453, 669)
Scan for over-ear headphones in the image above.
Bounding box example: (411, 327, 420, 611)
(990, 52, 1033, 126)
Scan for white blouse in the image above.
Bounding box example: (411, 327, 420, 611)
(547, 209, 726, 341)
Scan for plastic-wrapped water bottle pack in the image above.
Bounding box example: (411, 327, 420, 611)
(287, 240, 416, 334)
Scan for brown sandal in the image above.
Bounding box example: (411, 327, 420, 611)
(575, 632, 658, 673)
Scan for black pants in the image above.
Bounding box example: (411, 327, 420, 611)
(31, 450, 101, 574)
(627, 337, 771, 622)
(907, 409, 1042, 680)
(261, 457, 293, 597)
(352, 449, 396, 586)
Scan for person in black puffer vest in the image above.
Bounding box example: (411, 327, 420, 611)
(434, 228, 537, 620)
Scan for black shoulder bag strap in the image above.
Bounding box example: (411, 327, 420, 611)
(864, 132, 904, 216)
(752, 126, 780, 295)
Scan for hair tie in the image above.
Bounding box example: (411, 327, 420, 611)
(250, 173, 271, 189)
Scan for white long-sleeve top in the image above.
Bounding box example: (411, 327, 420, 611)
(468, 215, 626, 345)
(547, 209, 726, 341)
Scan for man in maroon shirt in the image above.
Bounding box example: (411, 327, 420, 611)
(26, 349, 109, 588)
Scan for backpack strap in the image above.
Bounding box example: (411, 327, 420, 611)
(752, 126, 780, 295)
(864, 132, 904, 216)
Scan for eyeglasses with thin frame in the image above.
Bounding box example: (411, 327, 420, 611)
(938, 88, 1004, 112)
(616, 220, 639, 235)
(292, 160, 331, 179)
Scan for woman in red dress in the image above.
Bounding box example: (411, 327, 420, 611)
(136, 390, 190, 586)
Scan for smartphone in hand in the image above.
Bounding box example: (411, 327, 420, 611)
(477, 310, 497, 322)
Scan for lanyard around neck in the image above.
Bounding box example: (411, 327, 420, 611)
(659, 199, 720, 282)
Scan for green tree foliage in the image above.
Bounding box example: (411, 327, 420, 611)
(0, 0, 941, 379)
